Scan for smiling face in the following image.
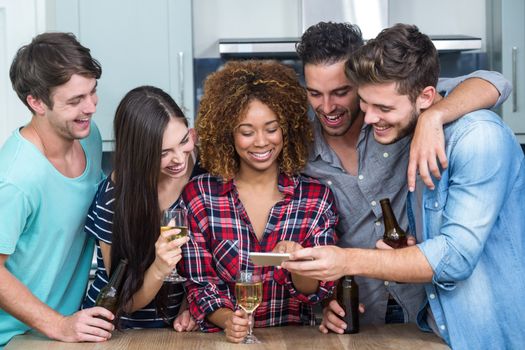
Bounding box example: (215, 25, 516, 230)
(159, 117, 195, 180)
(304, 60, 360, 137)
(233, 99, 283, 175)
(359, 82, 419, 145)
(42, 74, 98, 140)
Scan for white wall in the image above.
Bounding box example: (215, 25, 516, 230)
(193, 0, 301, 58)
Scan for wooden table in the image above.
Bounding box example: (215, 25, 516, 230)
(6, 324, 450, 350)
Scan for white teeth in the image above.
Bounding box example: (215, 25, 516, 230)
(250, 150, 271, 159)
(168, 164, 184, 172)
(324, 112, 344, 121)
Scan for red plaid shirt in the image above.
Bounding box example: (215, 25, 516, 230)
(180, 173, 338, 332)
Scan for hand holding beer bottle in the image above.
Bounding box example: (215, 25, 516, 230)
(336, 276, 359, 334)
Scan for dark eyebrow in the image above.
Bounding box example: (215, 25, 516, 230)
(358, 94, 394, 109)
(237, 120, 279, 128)
(180, 130, 190, 143)
(306, 85, 351, 94)
(306, 87, 320, 93)
(332, 86, 351, 93)
(66, 81, 98, 103)
(161, 130, 190, 153)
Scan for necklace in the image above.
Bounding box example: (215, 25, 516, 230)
(29, 123, 48, 158)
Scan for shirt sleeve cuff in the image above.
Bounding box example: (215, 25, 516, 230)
(274, 268, 336, 303)
(189, 296, 235, 332)
(417, 237, 457, 291)
(463, 70, 511, 108)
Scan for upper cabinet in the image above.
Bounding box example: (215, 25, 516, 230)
(52, 0, 194, 150)
(487, 0, 525, 142)
(0, 0, 47, 146)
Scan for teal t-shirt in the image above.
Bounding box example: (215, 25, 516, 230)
(0, 123, 103, 347)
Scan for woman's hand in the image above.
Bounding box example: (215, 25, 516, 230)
(224, 309, 250, 343)
(173, 309, 198, 332)
(152, 229, 189, 278)
(272, 240, 303, 254)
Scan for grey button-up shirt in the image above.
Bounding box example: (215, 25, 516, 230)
(302, 71, 511, 325)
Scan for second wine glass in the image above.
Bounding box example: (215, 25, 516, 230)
(161, 207, 188, 283)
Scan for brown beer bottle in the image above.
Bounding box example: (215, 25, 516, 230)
(95, 258, 128, 314)
(380, 198, 408, 249)
(336, 276, 359, 334)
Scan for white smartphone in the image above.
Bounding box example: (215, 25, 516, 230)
(249, 252, 291, 267)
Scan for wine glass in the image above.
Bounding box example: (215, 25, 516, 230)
(235, 268, 263, 344)
(161, 207, 188, 283)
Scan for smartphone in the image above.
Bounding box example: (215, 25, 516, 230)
(249, 252, 291, 267)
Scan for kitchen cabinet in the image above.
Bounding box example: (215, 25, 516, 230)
(52, 0, 194, 151)
(0, 0, 46, 146)
(487, 0, 525, 143)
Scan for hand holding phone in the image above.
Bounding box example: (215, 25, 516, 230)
(249, 252, 291, 267)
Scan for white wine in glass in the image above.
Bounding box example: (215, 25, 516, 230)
(235, 281, 263, 313)
(161, 208, 188, 283)
(161, 225, 188, 240)
(235, 269, 263, 344)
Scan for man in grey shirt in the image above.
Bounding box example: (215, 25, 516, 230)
(296, 22, 510, 332)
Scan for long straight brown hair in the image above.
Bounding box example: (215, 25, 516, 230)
(111, 85, 187, 323)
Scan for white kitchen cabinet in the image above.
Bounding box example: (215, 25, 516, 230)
(0, 0, 47, 146)
(487, 0, 525, 142)
(52, 0, 194, 151)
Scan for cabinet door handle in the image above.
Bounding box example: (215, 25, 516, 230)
(178, 51, 185, 112)
(512, 46, 518, 112)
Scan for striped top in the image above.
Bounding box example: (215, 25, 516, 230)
(81, 176, 184, 328)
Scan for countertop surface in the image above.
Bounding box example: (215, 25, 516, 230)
(6, 323, 450, 350)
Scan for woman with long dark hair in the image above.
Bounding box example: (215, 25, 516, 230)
(82, 86, 201, 330)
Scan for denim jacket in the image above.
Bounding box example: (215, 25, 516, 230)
(408, 110, 525, 350)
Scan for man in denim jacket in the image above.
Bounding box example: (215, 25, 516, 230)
(284, 23, 525, 349)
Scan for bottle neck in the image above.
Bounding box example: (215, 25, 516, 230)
(107, 259, 128, 289)
(380, 199, 401, 230)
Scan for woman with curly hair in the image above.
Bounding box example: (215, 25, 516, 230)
(180, 60, 339, 343)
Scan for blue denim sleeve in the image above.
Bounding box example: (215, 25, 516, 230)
(437, 70, 511, 108)
(417, 112, 516, 289)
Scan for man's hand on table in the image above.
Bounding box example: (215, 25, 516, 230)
(319, 299, 365, 334)
(51, 307, 114, 342)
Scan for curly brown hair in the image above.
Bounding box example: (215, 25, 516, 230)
(197, 60, 313, 180)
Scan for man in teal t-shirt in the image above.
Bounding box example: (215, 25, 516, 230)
(0, 32, 114, 348)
